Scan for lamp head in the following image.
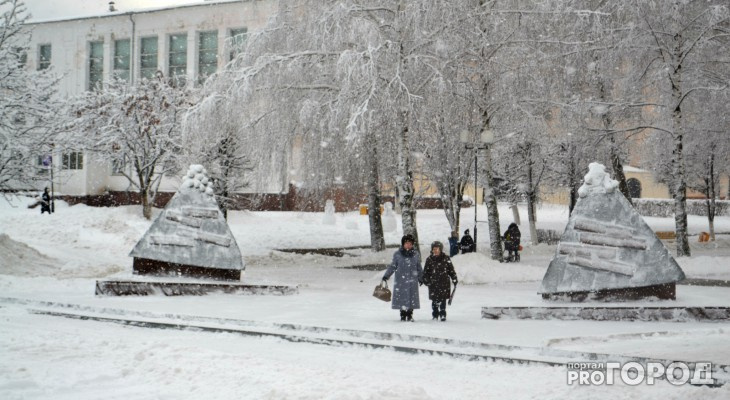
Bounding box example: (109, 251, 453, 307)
(480, 129, 494, 144)
(459, 130, 470, 144)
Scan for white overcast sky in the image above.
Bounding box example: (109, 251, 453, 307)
(23, 0, 210, 21)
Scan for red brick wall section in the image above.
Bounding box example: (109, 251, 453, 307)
(57, 185, 466, 212)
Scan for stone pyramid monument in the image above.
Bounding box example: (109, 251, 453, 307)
(539, 163, 685, 301)
(129, 165, 245, 281)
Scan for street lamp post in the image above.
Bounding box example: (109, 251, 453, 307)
(460, 129, 494, 252)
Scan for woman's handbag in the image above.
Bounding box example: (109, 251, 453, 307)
(373, 281, 392, 302)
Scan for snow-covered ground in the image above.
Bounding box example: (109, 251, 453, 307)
(1, 195, 730, 399)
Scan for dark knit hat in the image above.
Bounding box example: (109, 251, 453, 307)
(401, 234, 416, 246)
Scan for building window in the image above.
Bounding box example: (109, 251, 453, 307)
(39, 44, 51, 70)
(113, 39, 130, 81)
(36, 155, 50, 175)
(111, 157, 127, 176)
(229, 28, 247, 61)
(62, 152, 83, 170)
(88, 41, 104, 90)
(168, 33, 187, 86)
(140, 36, 158, 80)
(13, 46, 27, 68)
(198, 31, 218, 84)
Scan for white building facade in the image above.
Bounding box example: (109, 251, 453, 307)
(23, 0, 278, 198)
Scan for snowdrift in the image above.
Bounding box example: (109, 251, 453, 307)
(0, 233, 57, 276)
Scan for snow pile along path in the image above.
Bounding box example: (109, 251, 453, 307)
(0, 234, 57, 276)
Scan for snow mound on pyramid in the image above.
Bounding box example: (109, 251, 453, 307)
(540, 162, 685, 295)
(181, 164, 215, 196)
(0, 234, 57, 276)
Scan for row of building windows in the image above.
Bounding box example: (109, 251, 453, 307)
(35, 152, 84, 174)
(85, 28, 248, 90)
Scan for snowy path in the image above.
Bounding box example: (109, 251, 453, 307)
(5, 296, 730, 379)
(2, 303, 728, 400)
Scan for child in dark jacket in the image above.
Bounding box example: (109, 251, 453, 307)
(448, 231, 459, 257)
(422, 241, 458, 321)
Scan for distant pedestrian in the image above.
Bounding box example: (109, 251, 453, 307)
(422, 241, 458, 321)
(503, 223, 521, 262)
(460, 229, 475, 253)
(382, 234, 423, 321)
(448, 230, 459, 257)
(40, 188, 52, 215)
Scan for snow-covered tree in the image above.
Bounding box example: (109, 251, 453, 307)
(684, 90, 729, 241)
(0, 0, 61, 191)
(183, 90, 257, 219)
(628, 0, 729, 256)
(68, 75, 192, 219)
(209, 0, 491, 252)
(416, 87, 473, 236)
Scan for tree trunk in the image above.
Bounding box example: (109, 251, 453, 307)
(220, 187, 229, 220)
(526, 158, 538, 246)
(706, 153, 716, 241)
(435, 162, 465, 237)
(136, 163, 154, 220)
(455, 193, 462, 235)
(141, 187, 152, 220)
(218, 137, 233, 220)
(438, 181, 457, 232)
(595, 54, 631, 204)
(483, 148, 503, 261)
(396, 112, 419, 251)
(609, 141, 631, 205)
(567, 145, 579, 215)
(600, 83, 631, 204)
(568, 162, 579, 215)
(366, 142, 386, 252)
(670, 36, 691, 257)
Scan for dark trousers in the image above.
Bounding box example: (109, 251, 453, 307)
(431, 300, 446, 318)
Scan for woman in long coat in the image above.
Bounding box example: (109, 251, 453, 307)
(382, 234, 422, 321)
(422, 241, 458, 321)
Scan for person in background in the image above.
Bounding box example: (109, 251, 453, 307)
(448, 230, 460, 257)
(460, 229, 475, 253)
(422, 241, 458, 321)
(382, 234, 423, 321)
(40, 187, 52, 215)
(503, 223, 521, 262)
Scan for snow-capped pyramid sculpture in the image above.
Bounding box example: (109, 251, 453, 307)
(539, 162, 685, 301)
(129, 165, 245, 281)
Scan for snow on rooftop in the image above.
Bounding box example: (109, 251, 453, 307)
(25, 0, 243, 24)
(622, 165, 649, 173)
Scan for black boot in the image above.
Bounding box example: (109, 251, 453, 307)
(406, 309, 414, 322)
(400, 310, 407, 321)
